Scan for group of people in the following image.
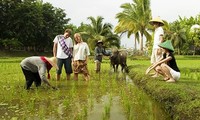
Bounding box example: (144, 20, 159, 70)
(52, 30, 90, 82)
(20, 29, 109, 89)
(20, 17, 181, 90)
(146, 17, 181, 83)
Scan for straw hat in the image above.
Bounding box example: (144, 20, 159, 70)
(149, 17, 164, 26)
(158, 40, 174, 52)
(45, 57, 58, 70)
(96, 40, 103, 45)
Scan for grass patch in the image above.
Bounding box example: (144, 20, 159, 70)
(127, 56, 200, 120)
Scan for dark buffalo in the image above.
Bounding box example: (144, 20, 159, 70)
(110, 49, 129, 73)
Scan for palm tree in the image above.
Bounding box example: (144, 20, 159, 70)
(170, 21, 187, 55)
(165, 17, 191, 55)
(80, 16, 120, 51)
(115, 0, 152, 51)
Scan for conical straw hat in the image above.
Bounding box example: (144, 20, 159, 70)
(158, 40, 174, 52)
(45, 57, 58, 70)
(149, 17, 164, 26)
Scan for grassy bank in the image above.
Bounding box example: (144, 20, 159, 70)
(127, 55, 200, 120)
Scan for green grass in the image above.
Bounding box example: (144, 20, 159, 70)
(127, 55, 200, 120)
(0, 56, 170, 120)
(0, 54, 200, 119)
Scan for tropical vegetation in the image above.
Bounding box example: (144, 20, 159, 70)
(78, 16, 120, 53)
(115, 0, 200, 55)
(1, 0, 200, 55)
(0, 0, 70, 51)
(115, 0, 152, 51)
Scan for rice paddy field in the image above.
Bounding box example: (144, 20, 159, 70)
(0, 57, 170, 120)
(1, 55, 200, 120)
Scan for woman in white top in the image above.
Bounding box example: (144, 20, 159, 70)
(72, 33, 90, 81)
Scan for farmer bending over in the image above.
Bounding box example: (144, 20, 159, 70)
(20, 56, 58, 89)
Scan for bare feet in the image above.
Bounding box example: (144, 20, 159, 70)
(166, 78, 176, 83)
(84, 75, 90, 81)
(151, 74, 159, 78)
(164, 77, 170, 81)
(149, 72, 156, 76)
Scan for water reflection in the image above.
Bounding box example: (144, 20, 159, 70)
(0, 73, 170, 120)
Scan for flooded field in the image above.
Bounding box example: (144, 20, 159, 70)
(0, 59, 170, 120)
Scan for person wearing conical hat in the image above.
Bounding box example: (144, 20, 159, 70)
(149, 16, 165, 77)
(145, 40, 180, 83)
(20, 56, 58, 89)
(94, 40, 111, 73)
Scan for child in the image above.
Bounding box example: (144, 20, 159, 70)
(145, 40, 180, 83)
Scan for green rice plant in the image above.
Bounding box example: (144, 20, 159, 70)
(38, 104, 45, 120)
(63, 98, 71, 109)
(121, 88, 133, 119)
(82, 105, 88, 118)
(125, 100, 132, 120)
(87, 80, 94, 97)
(184, 68, 191, 77)
(57, 103, 65, 117)
(73, 102, 88, 120)
(101, 93, 114, 120)
(108, 93, 113, 106)
(88, 97, 94, 111)
(69, 82, 78, 99)
(27, 98, 36, 112)
(87, 85, 94, 110)
(102, 102, 111, 120)
(74, 113, 82, 120)
(1, 86, 13, 102)
(100, 76, 107, 93)
(1, 56, 187, 119)
(194, 71, 200, 80)
(119, 88, 129, 109)
(196, 72, 200, 80)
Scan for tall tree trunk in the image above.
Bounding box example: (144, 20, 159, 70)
(140, 35, 143, 51)
(178, 47, 180, 55)
(134, 37, 137, 50)
(193, 47, 196, 55)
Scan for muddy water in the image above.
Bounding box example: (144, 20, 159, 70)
(87, 74, 170, 120)
(0, 72, 170, 120)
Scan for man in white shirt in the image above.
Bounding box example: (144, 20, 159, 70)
(53, 29, 73, 80)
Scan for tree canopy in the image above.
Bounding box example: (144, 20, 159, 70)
(0, 0, 200, 55)
(0, 0, 70, 51)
